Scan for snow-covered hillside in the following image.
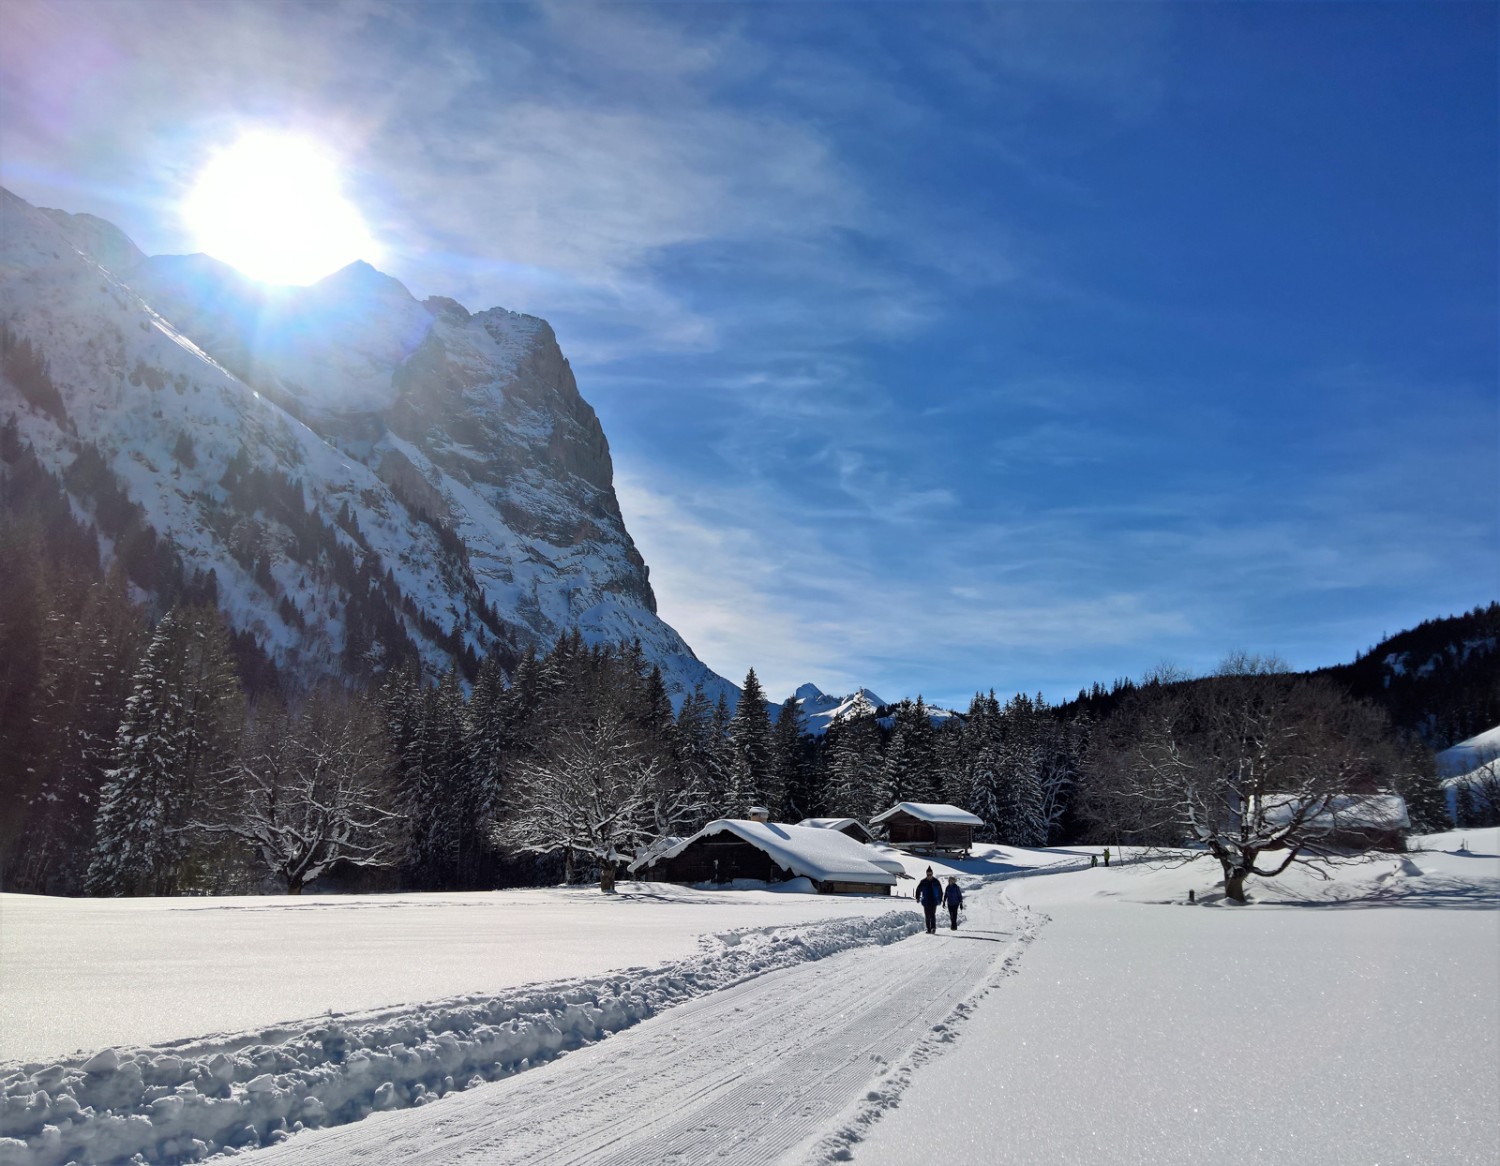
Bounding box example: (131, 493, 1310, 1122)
(1437, 724, 1500, 776)
(0, 186, 733, 701)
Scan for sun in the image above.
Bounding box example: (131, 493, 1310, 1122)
(183, 131, 381, 286)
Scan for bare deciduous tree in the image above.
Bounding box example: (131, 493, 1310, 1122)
(1454, 747, 1500, 827)
(1083, 674, 1407, 903)
(497, 714, 661, 893)
(202, 690, 399, 894)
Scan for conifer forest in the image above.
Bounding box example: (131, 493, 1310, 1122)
(4, 389, 1491, 899)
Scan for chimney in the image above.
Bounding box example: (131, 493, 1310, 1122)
(747, 806, 770, 823)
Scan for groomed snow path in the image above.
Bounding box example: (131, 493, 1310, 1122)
(250, 891, 1023, 1166)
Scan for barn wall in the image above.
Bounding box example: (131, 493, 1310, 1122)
(649, 836, 791, 884)
(886, 817, 936, 845)
(884, 816, 973, 852)
(820, 881, 892, 896)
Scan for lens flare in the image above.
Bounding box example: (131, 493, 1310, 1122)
(183, 131, 380, 285)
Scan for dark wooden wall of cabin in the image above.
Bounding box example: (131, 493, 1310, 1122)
(884, 817, 973, 851)
(886, 817, 937, 845)
(649, 835, 792, 884)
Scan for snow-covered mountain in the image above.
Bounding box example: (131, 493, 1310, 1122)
(787, 684, 887, 734)
(0, 186, 734, 702)
(783, 683, 959, 735)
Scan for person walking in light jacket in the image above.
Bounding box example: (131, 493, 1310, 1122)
(944, 877, 963, 930)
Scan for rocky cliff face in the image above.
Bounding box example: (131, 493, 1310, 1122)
(0, 185, 731, 702)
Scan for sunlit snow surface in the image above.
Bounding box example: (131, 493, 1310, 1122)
(1437, 723, 1500, 774)
(0, 884, 906, 1063)
(854, 829, 1500, 1166)
(2, 837, 1495, 1166)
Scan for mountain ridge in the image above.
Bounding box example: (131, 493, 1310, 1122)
(0, 185, 735, 703)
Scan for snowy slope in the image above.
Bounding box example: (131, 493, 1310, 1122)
(0, 186, 734, 701)
(1437, 724, 1500, 776)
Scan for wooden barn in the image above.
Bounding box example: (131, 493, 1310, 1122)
(795, 817, 876, 844)
(629, 819, 897, 895)
(871, 802, 984, 857)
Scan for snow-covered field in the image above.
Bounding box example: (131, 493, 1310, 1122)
(855, 830, 1500, 1166)
(2, 835, 1495, 1166)
(0, 884, 918, 1063)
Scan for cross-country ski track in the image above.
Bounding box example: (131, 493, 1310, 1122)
(247, 885, 1034, 1166)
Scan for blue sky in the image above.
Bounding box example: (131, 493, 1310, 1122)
(3, 1, 1495, 709)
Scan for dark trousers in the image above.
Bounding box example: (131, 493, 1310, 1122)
(948, 904, 960, 930)
(922, 903, 938, 932)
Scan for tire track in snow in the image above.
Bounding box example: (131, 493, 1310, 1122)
(245, 886, 1032, 1166)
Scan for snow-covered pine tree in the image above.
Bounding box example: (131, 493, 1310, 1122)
(17, 564, 145, 892)
(1394, 742, 1451, 833)
(878, 716, 914, 808)
(995, 694, 1049, 846)
(906, 697, 941, 803)
(773, 695, 814, 820)
(878, 700, 941, 808)
(963, 692, 1007, 841)
(460, 655, 512, 883)
(87, 605, 243, 895)
(707, 691, 734, 809)
(628, 664, 679, 772)
(825, 712, 884, 820)
(672, 686, 721, 831)
(728, 668, 773, 813)
(397, 668, 469, 889)
(1453, 779, 1479, 829)
(934, 711, 968, 808)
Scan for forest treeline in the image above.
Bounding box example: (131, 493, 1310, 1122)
(1, 420, 1493, 897)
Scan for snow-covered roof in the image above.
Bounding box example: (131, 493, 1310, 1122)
(642, 821, 897, 885)
(1261, 794, 1410, 832)
(860, 848, 909, 876)
(870, 802, 984, 827)
(633, 835, 685, 865)
(796, 817, 874, 837)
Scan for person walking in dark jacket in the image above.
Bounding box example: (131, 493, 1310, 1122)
(944, 877, 963, 930)
(915, 868, 943, 933)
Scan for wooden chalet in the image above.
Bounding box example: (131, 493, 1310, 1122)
(871, 802, 984, 857)
(629, 819, 896, 895)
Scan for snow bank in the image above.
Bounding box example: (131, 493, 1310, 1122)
(2, 885, 909, 1063)
(0, 911, 921, 1166)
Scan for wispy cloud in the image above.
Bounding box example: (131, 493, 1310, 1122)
(6, 0, 1489, 707)
(613, 463, 1200, 705)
